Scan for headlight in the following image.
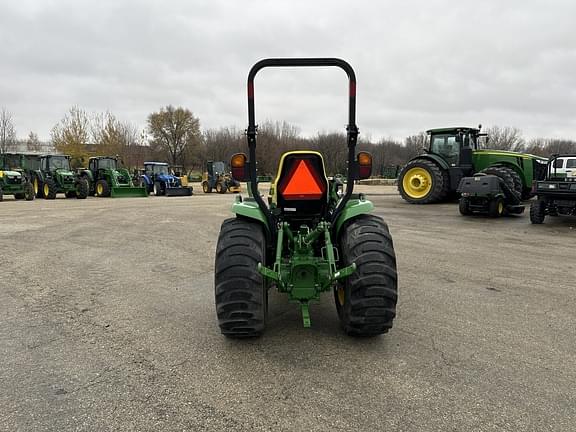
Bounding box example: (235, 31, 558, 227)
(538, 182, 556, 189)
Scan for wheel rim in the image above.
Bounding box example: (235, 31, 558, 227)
(43, 184, 49, 196)
(337, 286, 345, 306)
(402, 167, 433, 199)
(97, 184, 103, 196)
(216, 183, 222, 192)
(34, 179, 38, 194)
(498, 201, 504, 214)
(202, 183, 208, 193)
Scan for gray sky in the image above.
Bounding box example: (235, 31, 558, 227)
(1, 0, 575, 142)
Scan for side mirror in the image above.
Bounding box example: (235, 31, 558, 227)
(231, 153, 249, 181)
(356, 151, 372, 180)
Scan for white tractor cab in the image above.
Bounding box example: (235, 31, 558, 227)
(549, 156, 576, 178)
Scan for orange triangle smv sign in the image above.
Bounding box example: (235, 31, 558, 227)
(282, 160, 323, 199)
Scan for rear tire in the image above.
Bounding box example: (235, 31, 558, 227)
(530, 199, 546, 224)
(216, 182, 227, 194)
(33, 177, 43, 198)
(398, 159, 449, 204)
(480, 166, 521, 199)
(335, 215, 398, 336)
(43, 179, 58, 199)
(154, 182, 164, 196)
(214, 218, 267, 337)
(459, 197, 471, 215)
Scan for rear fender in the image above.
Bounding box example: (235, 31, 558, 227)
(231, 196, 270, 235)
(333, 196, 374, 238)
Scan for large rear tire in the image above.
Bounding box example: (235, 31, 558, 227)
(33, 176, 43, 198)
(214, 218, 268, 338)
(335, 215, 398, 336)
(398, 159, 449, 204)
(480, 166, 521, 199)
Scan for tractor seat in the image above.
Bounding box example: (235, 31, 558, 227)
(272, 151, 329, 219)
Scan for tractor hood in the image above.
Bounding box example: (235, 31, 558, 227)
(157, 174, 177, 182)
(0, 170, 22, 178)
(474, 149, 548, 162)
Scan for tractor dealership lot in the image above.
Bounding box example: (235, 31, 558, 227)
(1, 185, 575, 431)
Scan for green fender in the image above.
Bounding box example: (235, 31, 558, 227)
(334, 197, 375, 237)
(231, 196, 270, 234)
(412, 153, 450, 170)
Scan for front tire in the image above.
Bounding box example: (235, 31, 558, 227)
(216, 182, 227, 194)
(43, 179, 58, 199)
(214, 218, 267, 338)
(24, 182, 35, 201)
(488, 197, 505, 218)
(95, 179, 110, 197)
(459, 197, 471, 215)
(398, 159, 449, 204)
(75, 178, 89, 199)
(530, 199, 546, 224)
(202, 181, 211, 193)
(335, 215, 398, 336)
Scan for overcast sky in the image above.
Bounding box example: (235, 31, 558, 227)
(1, 0, 575, 142)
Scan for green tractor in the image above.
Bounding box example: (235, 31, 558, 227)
(30, 154, 89, 199)
(214, 58, 398, 337)
(0, 153, 35, 201)
(78, 156, 147, 198)
(398, 126, 548, 204)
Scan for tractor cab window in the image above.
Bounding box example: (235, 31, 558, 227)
(430, 135, 459, 165)
(46, 156, 70, 170)
(96, 158, 117, 170)
(212, 161, 226, 175)
(5, 154, 21, 169)
(148, 164, 169, 175)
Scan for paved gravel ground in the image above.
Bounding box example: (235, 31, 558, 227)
(1, 184, 575, 431)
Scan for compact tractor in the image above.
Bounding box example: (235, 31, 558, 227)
(457, 173, 525, 217)
(78, 156, 147, 198)
(214, 58, 398, 337)
(0, 153, 35, 201)
(398, 127, 547, 204)
(141, 162, 193, 196)
(202, 161, 241, 193)
(29, 154, 89, 199)
(530, 154, 576, 224)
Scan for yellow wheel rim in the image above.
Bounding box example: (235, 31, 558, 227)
(337, 286, 345, 306)
(34, 179, 38, 194)
(402, 167, 433, 199)
(498, 201, 504, 214)
(43, 184, 49, 197)
(97, 184, 103, 196)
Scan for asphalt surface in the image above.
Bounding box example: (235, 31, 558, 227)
(1, 184, 575, 431)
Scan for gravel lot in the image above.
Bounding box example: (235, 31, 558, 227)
(1, 184, 575, 431)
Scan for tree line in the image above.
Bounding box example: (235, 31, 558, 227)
(1, 105, 575, 174)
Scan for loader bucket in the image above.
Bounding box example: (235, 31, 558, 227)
(110, 185, 148, 198)
(165, 186, 193, 197)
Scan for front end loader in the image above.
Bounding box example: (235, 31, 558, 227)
(79, 156, 147, 198)
(214, 58, 398, 337)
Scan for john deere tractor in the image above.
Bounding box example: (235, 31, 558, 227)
(0, 153, 35, 201)
(202, 161, 241, 193)
(78, 156, 147, 198)
(398, 126, 548, 204)
(214, 58, 398, 337)
(30, 155, 88, 199)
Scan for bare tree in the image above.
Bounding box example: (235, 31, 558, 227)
(26, 131, 43, 152)
(0, 108, 17, 154)
(147, 106, 202, 167)
(51, 106, 91, 167)
(484, 126, 525, 151)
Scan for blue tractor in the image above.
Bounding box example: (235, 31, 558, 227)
(141, 162, 193, 196)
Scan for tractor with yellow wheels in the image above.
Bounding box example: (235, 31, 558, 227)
(78, 156, 147, 198)
(398, 126, 547, 204)
(23, 154, 88, 200)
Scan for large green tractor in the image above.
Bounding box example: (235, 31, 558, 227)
(79, 156, 147, 198)
(398, 126, 548, 203)
(30, 155, 89, 199)
(0, 153, 35, 201)
(214, 58, 398, 337)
